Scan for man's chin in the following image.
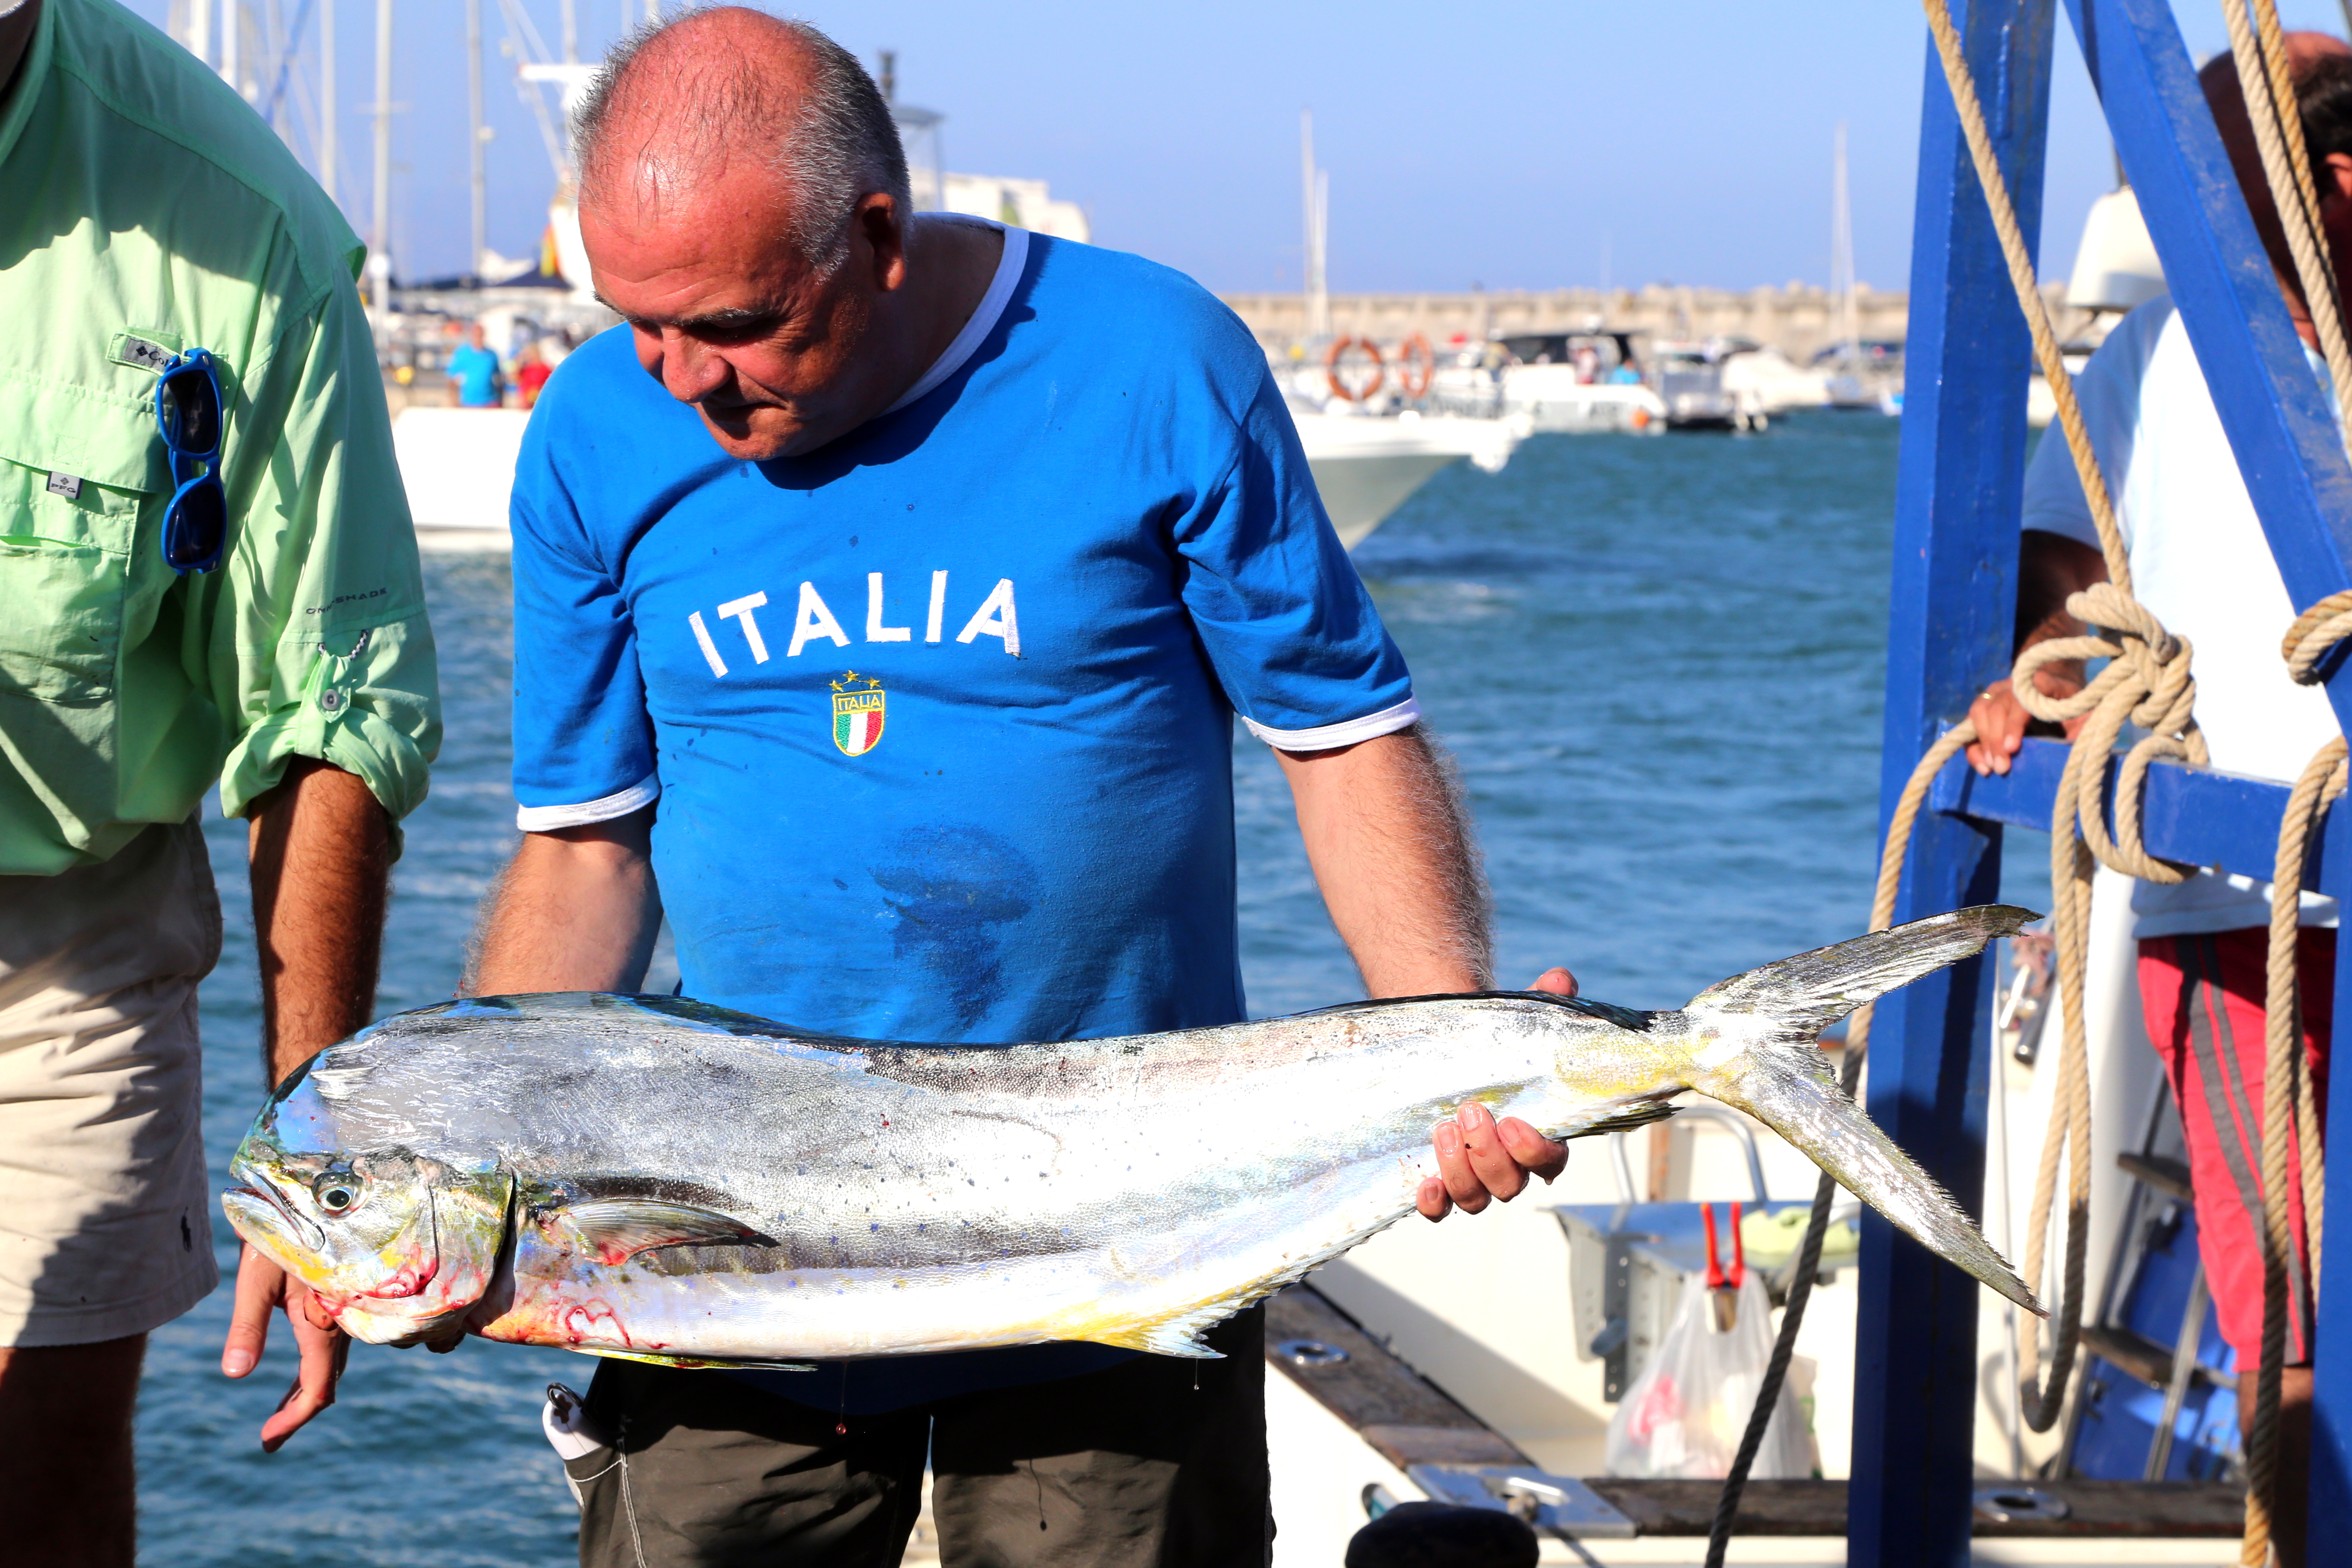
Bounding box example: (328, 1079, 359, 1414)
(697, 407, 833, 462)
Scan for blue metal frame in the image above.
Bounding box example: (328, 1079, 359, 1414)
(1870, 0, 2352, 1555)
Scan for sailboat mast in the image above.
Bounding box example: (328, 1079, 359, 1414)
(466, 0, 485, 279)
(319, 0, 335, 207)
(371, 0, 391, 307)
(220, 0, 239, 95)
(188, 0, 211, 67)
(1833, 120, 1859, 361)
(560, 0, 576, 61)
(1300, 109, 1328, 340)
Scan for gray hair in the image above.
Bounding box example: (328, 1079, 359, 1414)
(572, 9, 913, 278)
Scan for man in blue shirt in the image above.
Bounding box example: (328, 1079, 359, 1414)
(469, 12, 1571, 1565)
(445, 321, 503, 407)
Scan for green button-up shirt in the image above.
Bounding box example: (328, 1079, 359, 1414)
(0, 0, 439, 875)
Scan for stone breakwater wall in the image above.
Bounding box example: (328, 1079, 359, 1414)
(1220, 282, 2087, 358)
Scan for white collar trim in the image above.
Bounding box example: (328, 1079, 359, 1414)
(882, 219, 1031, 416)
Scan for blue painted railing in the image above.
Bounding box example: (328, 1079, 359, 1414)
(1871, 0, 2352, 1561)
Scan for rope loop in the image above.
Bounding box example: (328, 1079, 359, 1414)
(2283, 587, 2352, 684)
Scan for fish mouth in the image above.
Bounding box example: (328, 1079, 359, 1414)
(222, 1165, 322, 1255)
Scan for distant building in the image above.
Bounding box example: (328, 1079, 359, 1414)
(936, 172, 1089, 242)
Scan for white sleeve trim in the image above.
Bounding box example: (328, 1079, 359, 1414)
(1242, 696, 1421, 751)
(515, 774, 659, 832)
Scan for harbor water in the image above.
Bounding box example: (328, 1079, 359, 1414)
(139, 412, 2011, 1564)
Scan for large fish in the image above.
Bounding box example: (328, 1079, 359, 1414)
(222, 906, 2042, 1367)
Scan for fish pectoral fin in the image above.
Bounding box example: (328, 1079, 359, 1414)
(543, 1199, 778, 1265)
(1564, 1101, 1679, 1140)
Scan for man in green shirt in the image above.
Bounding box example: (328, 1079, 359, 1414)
(0, 0, 439, 1556)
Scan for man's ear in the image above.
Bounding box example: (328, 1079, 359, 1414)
(2326, 152, 2352, 209)
(856, 193, 909, 292)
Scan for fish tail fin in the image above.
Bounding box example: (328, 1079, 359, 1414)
(1667, 905, 2045, 1316)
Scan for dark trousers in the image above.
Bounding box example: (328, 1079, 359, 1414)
(569, 1307, 1269, 1568)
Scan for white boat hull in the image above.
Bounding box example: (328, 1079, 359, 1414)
(1292, 412, 1525, 549)
(394, 406, 1522, 557)
(1497, 365, 1666, 435)
(393, 407, 531, 552)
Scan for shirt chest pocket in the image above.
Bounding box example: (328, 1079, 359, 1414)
(0, 385, 167, 705)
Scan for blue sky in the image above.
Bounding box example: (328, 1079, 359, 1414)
(113, 0, 2352, 296)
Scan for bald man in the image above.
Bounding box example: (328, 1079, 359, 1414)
(1966, 37, 2352, 1563)
(467, 12, 1571, 1566)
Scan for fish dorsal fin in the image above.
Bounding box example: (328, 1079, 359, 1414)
(542, 1200, 777, 1265)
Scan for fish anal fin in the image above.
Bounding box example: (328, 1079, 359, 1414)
(1088, 1318, 1227, 1359)
(571, 1347, 815, 1372)
(543, 1199, 778, 1265)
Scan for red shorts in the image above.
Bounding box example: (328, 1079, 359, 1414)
(2137, 927, 2334, 1365)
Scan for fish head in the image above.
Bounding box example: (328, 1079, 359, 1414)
(221, 1060, 515, 1346)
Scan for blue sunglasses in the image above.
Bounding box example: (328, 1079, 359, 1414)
(153, 349, 227, 575)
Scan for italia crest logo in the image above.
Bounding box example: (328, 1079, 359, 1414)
(830, 672, 885, 756)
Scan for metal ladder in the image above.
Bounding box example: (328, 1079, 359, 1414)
(2070, 1099, 2235, 1482)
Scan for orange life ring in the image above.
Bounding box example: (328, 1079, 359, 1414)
(1324, 336, 1385, 402)
(1630, 405, 1653, 431)
(1393, 332, 1435, 401)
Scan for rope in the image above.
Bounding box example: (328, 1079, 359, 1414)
(2239, 590, 2352, 1563)
(2221, 0, 2352, 456)
(1916, 0, 2216, 1443)
(1710, 10, 2346, 1558)
(2217, 4, 2352, 1554)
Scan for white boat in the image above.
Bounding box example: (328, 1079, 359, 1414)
(1294, 409, 1525, 549)
(394, 406, 531, 551)
(395, 400, 1521, 555)
(1476, 332, 1668, 435)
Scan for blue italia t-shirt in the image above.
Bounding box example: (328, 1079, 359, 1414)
(511, 223, 1417, 1053)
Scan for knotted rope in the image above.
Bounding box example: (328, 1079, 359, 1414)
(1918, 0, 2213, 1446)
(1713, 0, 2202, 1553)
(1709, 10, 2352, 1559)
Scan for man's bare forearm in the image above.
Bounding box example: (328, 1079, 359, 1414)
(467, 810, 663, 994)
(247, 759, 391, 1086)
(1275, 723, 1493, 997)
(2014, 529, 2109, 677)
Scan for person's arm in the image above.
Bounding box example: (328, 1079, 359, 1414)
(468, 808, 663, 993)
(249, 758, 390, 1082)
(1963, 530, 2107, 775)
(1276, 723, 1574, 1221)
(220, 758, 390, 1449)
(207, 264, 441, 1450)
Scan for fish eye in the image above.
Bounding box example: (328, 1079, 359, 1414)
(313, 1172, 363, 1215)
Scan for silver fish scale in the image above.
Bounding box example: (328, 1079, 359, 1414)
(299, 992, 1660, 1274)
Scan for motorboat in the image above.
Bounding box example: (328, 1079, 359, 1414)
(1482, 331, 1668, 435)
(1653, 342, 1769, 432)
(1292, 407, 1524, 549)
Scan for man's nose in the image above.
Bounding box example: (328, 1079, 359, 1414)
(658, 330, 732, 404)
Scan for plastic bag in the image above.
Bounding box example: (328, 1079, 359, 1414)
(1603, 1211, 1813, 1480)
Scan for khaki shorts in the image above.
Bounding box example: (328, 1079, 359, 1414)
(0, 819, 222, 1348)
